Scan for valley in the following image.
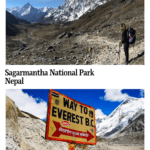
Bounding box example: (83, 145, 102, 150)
(6, 0, 144, 65)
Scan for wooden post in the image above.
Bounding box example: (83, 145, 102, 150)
(83, 145, 87, 150)
(68, 143, 87, 150)
(68, 143, 77, 150)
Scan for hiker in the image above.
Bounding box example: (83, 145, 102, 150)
(119, 23, 129, 65)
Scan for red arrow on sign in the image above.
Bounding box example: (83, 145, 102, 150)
(52, 121, 94, 141)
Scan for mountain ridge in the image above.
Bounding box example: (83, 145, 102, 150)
(96, 97, 144, 140)
(38, 0, 107, 23)
(7, 0, 107, 23)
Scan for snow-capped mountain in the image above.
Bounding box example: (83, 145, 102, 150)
(96, 98, 144, 139)
(36, 6, 51, 13)
(6, 3, 45, 22)
(6, 7, 21, 13)
(7, 0, 107, 23)
(18, 3, 45, 22)
(39, 0, 107, 23)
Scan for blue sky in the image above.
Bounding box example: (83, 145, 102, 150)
(6, 0, 65, 8)
(6, 89, 144, 121)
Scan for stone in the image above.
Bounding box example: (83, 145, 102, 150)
(53, 56, 59, 60)
(58, 32, 66, 39)
(45, 46, 54, 52)
(66, 32, 73, 38)
(72, 43, 78, 49)
(88, 47, 92, 52)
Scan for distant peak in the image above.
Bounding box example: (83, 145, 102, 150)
(24, 2, 31, 7)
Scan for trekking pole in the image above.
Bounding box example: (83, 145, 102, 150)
(118, 42, 122, 65)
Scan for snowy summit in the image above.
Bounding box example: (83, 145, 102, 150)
(96, 97, 144, 139)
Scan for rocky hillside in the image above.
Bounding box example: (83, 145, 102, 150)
(6, 22, 19, 36)
(6, 96, 68, 150)
(6, 11, 30, 36)
(6, 11, 30, 25)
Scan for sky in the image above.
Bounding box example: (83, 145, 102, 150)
(6, 0, 65, 8)
(6, 89, 144, 121)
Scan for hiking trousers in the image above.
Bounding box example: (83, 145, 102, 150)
(124, 42, 129, 64)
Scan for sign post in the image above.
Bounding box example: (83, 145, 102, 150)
(45, 89, 96, 148)
(68, 143, 77, 150)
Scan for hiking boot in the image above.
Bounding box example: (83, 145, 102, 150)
(125, 61, 129, 65)
(121, 61, 128, 65)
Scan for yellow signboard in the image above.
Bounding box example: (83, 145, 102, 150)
(45, 90, 96, 145)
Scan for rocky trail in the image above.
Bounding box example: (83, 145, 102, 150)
(74, 34, 144, 65)
(85, 141, 144, 150)
(6, 29, 144, 65)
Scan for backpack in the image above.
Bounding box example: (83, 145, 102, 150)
(127, 28, 136, 44)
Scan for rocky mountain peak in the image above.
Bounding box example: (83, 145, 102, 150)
(24, 2, 31, 7)
(96, 97, 144, 139)
(39, 0, 107, 23)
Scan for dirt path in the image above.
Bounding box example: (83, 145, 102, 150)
(23, 29, 144, 65)
(86, 142, 144, 150)
(75, 34, 144, 65)
(106, 145, 144, 150)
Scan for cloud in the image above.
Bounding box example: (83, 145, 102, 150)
(140, 89, 144, 98)
(103, 89, 130, 102)
(6, 89, 47, 119)
(95, 109, 107, 119)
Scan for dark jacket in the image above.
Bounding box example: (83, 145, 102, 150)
(121, 29, 128, 43)
(121, 29, 129, 63)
